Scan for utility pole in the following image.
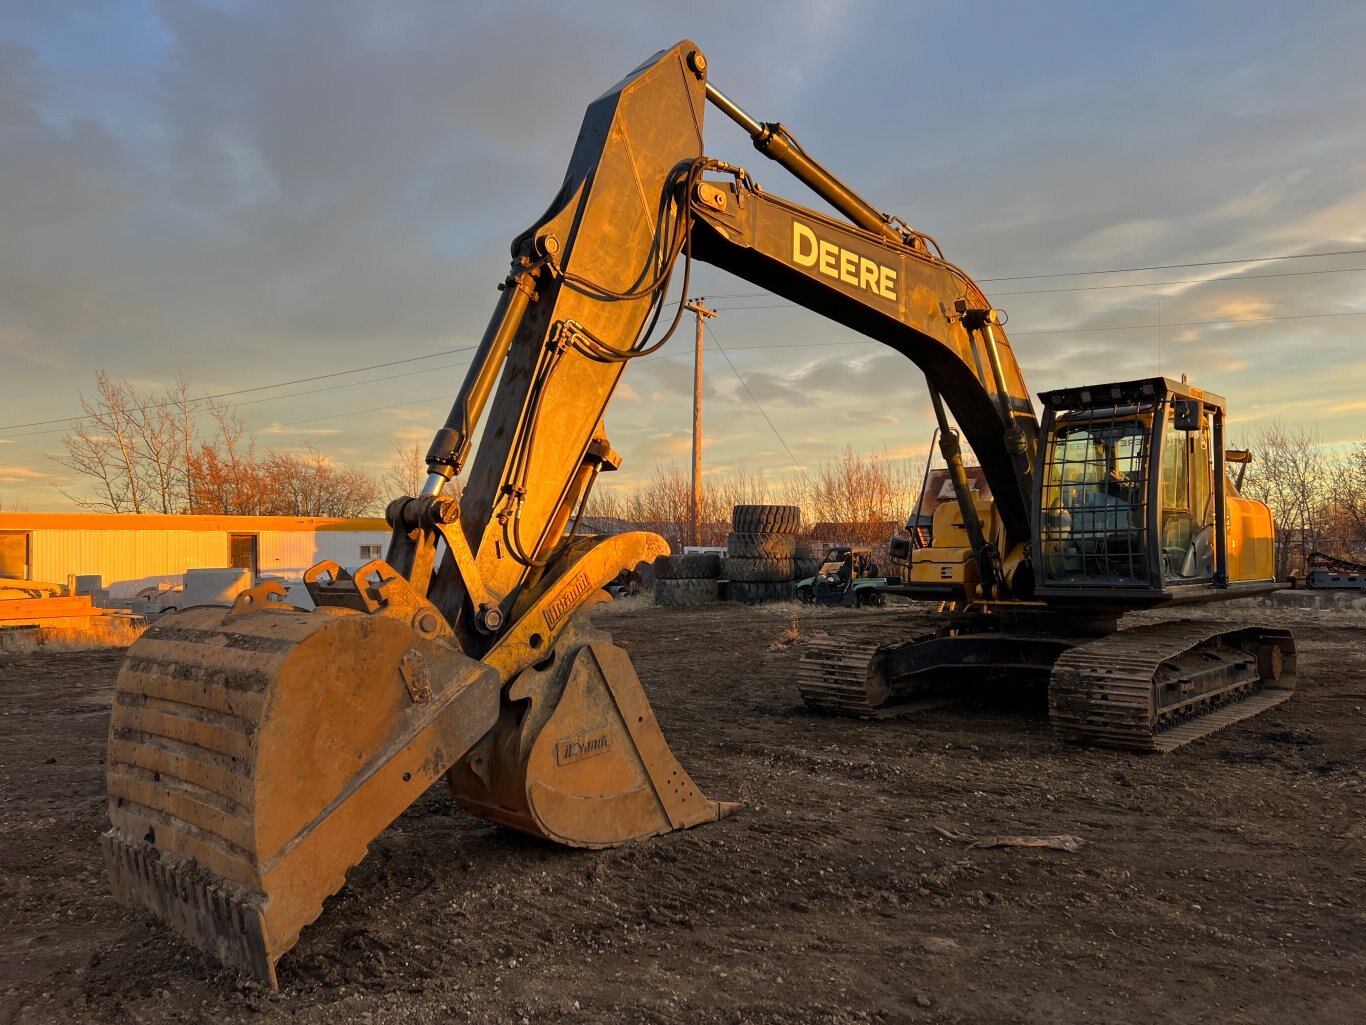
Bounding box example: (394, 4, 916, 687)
(683, 297, 716, 548)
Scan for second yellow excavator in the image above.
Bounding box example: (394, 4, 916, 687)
(103, 41, 1294, 989)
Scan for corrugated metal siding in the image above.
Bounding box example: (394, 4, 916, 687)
(28, 528, 389, 597)
(32, 530, 227, 598)
(0, 512, 388, 532)
(257, 531, 388, 579)
(315, 531, 390, 571)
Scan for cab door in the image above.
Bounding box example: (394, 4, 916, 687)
(1158, 403, 1213, 582)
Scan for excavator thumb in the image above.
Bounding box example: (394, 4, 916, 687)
(102, 576, 504, 989)
(449, 611, 738, 847)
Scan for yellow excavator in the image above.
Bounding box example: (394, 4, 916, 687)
(103, 41, 1294, 988)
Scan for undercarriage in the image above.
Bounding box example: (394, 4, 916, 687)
(797, 606, 1296, 751)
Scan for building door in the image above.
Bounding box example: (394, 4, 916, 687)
(228, 534, 258, 578)
(0, 531, 29, 580)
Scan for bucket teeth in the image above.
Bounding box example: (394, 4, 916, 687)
(104, 831, 274, 986)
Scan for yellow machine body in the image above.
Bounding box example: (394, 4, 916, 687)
(103, 40, 1289, 992)
(910, 498, 1003, 592)
(1225, 483, 1276, 583)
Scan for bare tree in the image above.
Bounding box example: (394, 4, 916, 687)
(784, 446, 923, 548)
(622, 463, 691, 548)
(384, 441, 427, 500)
(262, 447, 380, 518)
(52, 371, 146, 512)
(54, 372, 383, 518)
(166, 375, 202, 512)
(707, 467, 772, 540)
(129, 378, 184, 513)
(1239, 421, 1329, 577)
(593, 463, 770, 548)
(187, 400, 261, 514)
(1324, 438, 1366, 560)
(587, 451, 927, 556)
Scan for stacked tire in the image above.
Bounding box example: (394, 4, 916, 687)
(792, 545, 819, 581)
(724, 505, 801, 604)
(653, 552, 721, 606)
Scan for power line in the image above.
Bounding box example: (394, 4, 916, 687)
(11, 246, 1363, 435)
(24, 340, 824, 448)
(1, 357, 478, 441)
(1007, 309, 1366, 336)
(257, 340, 853, 436)
(678, 251, 1366, 305)
(235, 343, 854, 436)
(0, 345, 479, 432)
(978, 246, 1366, 283)
(705, 304, 1366, 333)
(704, 322, 803, 473)
(13, 300, 1352, 454)
(631, 339, 854, 365)
(234, 359, 470, 409)
(708, 264, 1366, 309)
(257, 392, 457, 430)
(991, 264, 1366, 296)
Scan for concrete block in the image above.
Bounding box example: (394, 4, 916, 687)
(181, 568, 252, 608)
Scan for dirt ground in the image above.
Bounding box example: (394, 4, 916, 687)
(1, 600, 1362, 1025)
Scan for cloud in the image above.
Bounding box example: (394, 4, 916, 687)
(1208, 298, 1274, 322)
(259, 425, 342, 436)
(0, 465, 46, 482)
(1071, 219, 1171, 264)
(4, 2, 1366, 509)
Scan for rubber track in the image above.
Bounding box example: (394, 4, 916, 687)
(1049, 620, 1297, 752)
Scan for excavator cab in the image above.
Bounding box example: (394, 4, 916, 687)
(1034, 377, 1274, 604)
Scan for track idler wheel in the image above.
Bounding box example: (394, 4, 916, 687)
(448, 615, 738, 847)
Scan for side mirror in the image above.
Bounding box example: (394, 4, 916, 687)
(1173, 397, 1203, 432)
(1225, 449, 1251, 490)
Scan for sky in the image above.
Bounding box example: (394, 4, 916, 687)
(2, 0, 1365, 511)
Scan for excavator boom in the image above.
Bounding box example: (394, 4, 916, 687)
(105, 41, 734, 987)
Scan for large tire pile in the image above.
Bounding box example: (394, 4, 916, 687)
(653, 552, 721, 606)
(724, 505, 802, 604)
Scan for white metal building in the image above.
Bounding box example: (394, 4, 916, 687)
(0, 513, 390, 598)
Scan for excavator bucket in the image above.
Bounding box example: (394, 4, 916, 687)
(103, 551, 734, 988)
(102, 582, 504, 989)
(449, 614, 738, 847)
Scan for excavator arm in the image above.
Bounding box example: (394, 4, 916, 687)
(687, 178, 1037, 572)
(104, 39, 1043, 988)
(398, 48, 1040, 637)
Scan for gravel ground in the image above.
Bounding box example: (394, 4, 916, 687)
(1, 600, 1362, 1024)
